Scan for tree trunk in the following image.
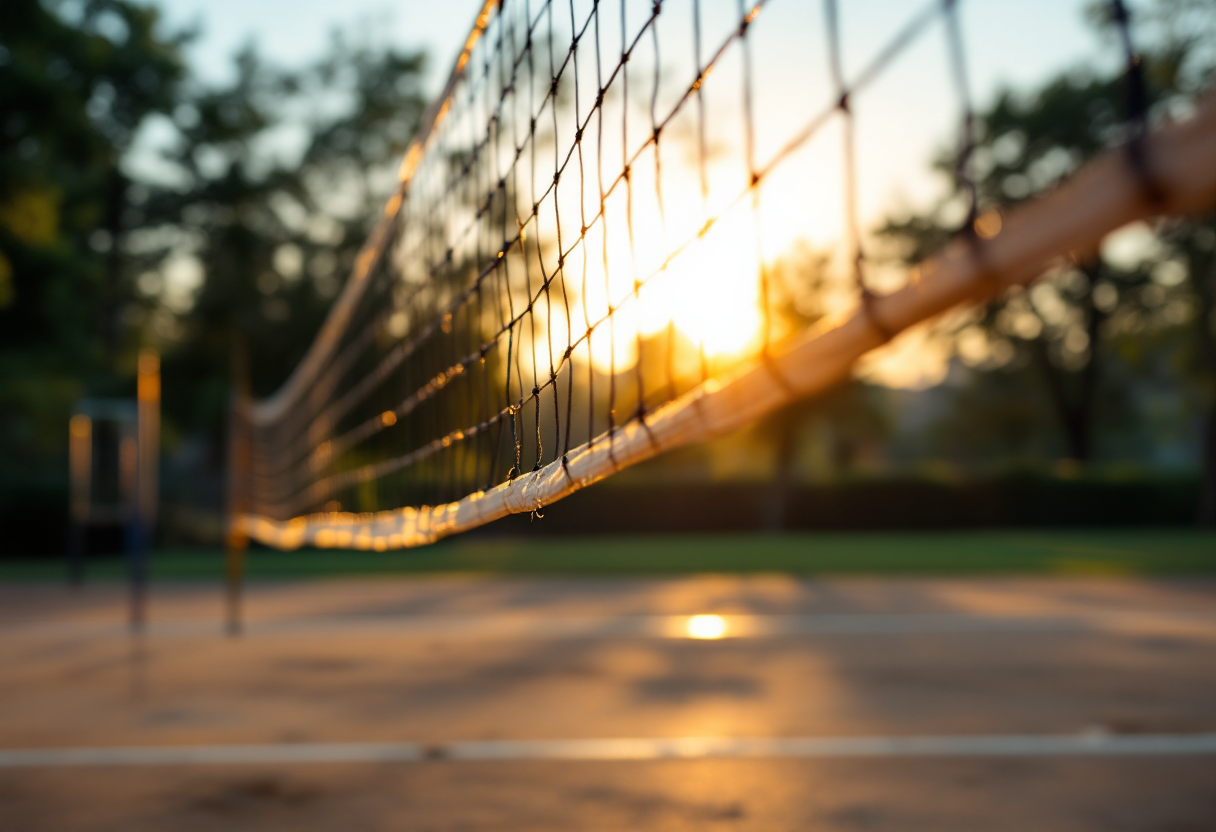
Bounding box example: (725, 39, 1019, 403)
(764, 407, 799, 533)
(1192, 243, 1216, 527)
(1030, 338, 1090, 462)
(1029, 267, 1105, 463)
(102, 167, 127, 364)
(1199, 406, 1216, 528)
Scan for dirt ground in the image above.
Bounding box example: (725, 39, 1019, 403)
(1, 575, 1214, 830)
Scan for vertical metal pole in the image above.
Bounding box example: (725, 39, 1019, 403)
(127, 516, 147, 631)
(68, 523, 85, 585)
(130, 350, 160, 632)
(68, 413, 92, 586)
(125, 414, 145, 630)
(225, 342, 250, 636)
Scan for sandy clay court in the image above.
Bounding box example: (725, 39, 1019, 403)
(1, 575, 1215, 830)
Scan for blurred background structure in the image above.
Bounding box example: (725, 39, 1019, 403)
(0, 0, 1214, 560)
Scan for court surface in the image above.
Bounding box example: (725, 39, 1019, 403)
(1, 574, 1214, 830)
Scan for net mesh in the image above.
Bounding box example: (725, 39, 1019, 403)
(233, 0, 1208, 549)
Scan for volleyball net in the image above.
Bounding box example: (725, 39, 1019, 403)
(231, 0, 1216, 550)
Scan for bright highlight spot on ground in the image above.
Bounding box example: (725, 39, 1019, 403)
(686, 614, 728, 640)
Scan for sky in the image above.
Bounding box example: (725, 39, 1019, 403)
(141, 0, 1117, 389)
(147, 0, 1102, 105)
(148, 0, 486, 94)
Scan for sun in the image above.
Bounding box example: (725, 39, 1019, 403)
(540, 169, 768, 376)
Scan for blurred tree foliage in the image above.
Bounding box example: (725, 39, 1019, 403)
(758, 246, 895, 530)
(1, 1, 426, 550)
(878, 0, 1216, 520)
(0, 0, 187, 489)
(145, 35, 427, 439)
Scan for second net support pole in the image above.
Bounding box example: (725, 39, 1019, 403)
(225, 344, 250, 636)
(225, 522, 246, 635)
(224, 397, 248, 636)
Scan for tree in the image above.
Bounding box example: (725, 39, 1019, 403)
(144, 34, 428, 441)
(758, 246, 893, 530)
(1127, 0, 1216, 522)
(880, 65, 1169, 463)
(0, 0, 187, 550)
(877, 0, 1216, 467)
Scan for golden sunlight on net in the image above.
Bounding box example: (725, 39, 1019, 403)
(537, 178, 768, 377)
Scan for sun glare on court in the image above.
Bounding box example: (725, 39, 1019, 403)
(686, 614, 728, 640)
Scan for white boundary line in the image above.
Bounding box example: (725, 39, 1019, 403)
(3, 733, 1215, 768)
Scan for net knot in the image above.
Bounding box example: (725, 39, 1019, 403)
(653, 126, 661, 143)
(575, 128, 584, 143)
(652, 0, 662, 15)
(838, 92, 851, 112)
(860, 288, 897, 343)
(550, 78, 559, 97)
(553, 170, 561, 185)
(532, 385, 540, 397)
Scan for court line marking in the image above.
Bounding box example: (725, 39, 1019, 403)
(5, 611, 1215, 641)
(2, 733, 1215, 768)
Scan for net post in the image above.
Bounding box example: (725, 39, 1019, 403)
(224, 343, 250, 637)
(127, 350, 160, 633)
(67, 411, 91, 586)
(125, 522, 147, 632)
(67, 523, 84, 587)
